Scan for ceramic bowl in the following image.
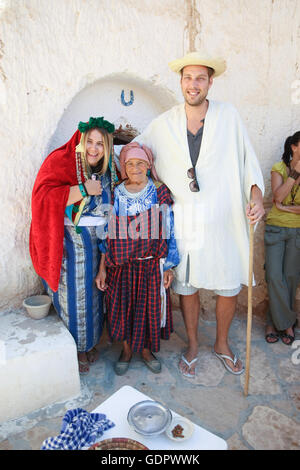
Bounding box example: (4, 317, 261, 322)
(165, 416, 194, 442)
(23, 295, 52, 320)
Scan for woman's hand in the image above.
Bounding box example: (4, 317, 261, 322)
(95, 267, 107, 291)
(293, 161, 300, 184)
(163, 269, 174, 289)
(85, 179, 102, 196)
(66, 179, 102, 205)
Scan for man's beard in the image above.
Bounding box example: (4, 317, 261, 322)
(184, 92, 207, 107)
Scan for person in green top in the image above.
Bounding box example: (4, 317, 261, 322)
(264, 131, 300, 345)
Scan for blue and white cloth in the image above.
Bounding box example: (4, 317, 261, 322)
(43, 173, 112, 353)
(41, 408, 115, 450)
(100, 178, 180, 272)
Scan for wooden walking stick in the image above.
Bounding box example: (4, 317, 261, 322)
(244, 202, 255, 396)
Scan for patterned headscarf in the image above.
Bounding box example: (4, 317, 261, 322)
(119, 142, 158, 180)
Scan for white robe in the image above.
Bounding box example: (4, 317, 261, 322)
(134, 100, 265, 290)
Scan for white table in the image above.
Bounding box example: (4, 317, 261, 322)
(92, 385, 227, 450)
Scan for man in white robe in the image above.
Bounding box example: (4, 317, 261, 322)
(135, 52, 265, 377)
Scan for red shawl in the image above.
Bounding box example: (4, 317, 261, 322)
(29, 129, 82, 292)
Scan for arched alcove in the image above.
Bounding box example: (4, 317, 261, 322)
(47, 74, 178, 153)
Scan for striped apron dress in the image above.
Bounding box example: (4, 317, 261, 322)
(105, 184, 174, 353)
(43, 177, 110, 352)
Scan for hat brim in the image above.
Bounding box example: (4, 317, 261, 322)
(168, 56, 226, 77)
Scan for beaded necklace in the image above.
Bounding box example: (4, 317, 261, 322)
(288, 163, 300, 205)
(290, 184, 300, 205)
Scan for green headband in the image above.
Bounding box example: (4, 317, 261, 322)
(78, 116, 115, 134)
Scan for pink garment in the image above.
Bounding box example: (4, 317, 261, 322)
(119, 142, 158, 180)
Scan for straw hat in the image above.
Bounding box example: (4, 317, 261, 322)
(168, 52, 226, 77)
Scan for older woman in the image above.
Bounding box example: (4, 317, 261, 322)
(30, 117, 117, 374)
(96, 142, 179, 375)
(264, 131, 300, 345)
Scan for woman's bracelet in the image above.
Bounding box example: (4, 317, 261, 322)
(78, 183, 87, 198)
(289, 169, 300, 180)
(82, 181, 89, 196)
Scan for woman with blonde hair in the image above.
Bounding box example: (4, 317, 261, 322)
(30, 117, 117, 374)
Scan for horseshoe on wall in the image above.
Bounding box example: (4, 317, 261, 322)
(121, 89, 134, 106)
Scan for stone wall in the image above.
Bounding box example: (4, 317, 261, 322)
(0, 0, 300, 318)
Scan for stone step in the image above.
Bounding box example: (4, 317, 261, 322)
(0, 308, 81, 423)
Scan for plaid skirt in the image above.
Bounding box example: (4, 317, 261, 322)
(105, 257, 173, 352)
(105, 190, 174, 352)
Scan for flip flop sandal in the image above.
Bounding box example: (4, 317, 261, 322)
(214, 351, 244, 375)
(265, 332, 280, 343)
(142, 353, 161, 374)
(179, 354, 198, 378)
(281, 321, 296, 345)
(78, 360, 90, 375)
(280, 333, 295, 346)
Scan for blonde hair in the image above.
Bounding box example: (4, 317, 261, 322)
(82, 128, 113, 177)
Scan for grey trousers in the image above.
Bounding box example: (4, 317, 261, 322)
(264, 225, 300, 330)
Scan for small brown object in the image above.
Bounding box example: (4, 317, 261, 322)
(171, 424, 185, 438)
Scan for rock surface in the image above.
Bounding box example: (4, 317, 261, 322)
(1, 311, 299, 450)
(242, 406, 300, 450)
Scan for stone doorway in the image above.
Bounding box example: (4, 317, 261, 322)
(46, 74, 178, 154)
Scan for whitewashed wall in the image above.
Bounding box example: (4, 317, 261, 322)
(0, 0, 299, 311)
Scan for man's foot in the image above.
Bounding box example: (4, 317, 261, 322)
(213, 351, 244, 375)
(78, 352, 90, 375)
(179, 354, 198, 378)
(213, 344, 244, 374)
(265, 325, 280, 343)
(178, 347, 198, 377)
(86, 346, 100, 364)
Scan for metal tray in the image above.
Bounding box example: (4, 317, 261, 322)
(127, 400, 172, 436)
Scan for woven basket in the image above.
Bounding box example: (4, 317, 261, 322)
(89, 438, 148, 450)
